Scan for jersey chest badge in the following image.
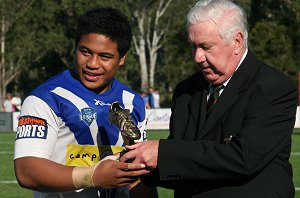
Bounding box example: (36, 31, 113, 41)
(79, 107, 97, 126)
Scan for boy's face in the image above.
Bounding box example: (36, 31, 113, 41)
(74, 33, 125, 94)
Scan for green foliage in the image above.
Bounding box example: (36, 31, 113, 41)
(2, 0, 300, 105)
(247, 0, 299, 83)
(249, 22, 298, 81)
(115, 49, 141, 92)
(155, 0, 198, 106)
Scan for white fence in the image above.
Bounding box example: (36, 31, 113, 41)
(146, 108, 171, 130)
(145, 106, 300, 130)
(1, 106, 300, 132)
(295, 106, 300, 128)
(8, 109, 173, 132)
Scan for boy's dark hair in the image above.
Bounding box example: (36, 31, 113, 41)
(75, 7, 132, 57)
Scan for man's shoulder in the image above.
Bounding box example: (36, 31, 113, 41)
(170, 72, 207, 102)
(254, 63, 296, 91)
(178, 72, 203, 85)
(174, 72, 205, 93)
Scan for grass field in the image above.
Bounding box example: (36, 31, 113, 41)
(0, 129, 299, 198)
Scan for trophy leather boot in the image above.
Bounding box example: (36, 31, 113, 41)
(109, 101, 141, 145)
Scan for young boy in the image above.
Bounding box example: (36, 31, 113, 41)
(14, 7, 153, 198)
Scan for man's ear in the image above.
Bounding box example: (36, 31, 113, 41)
(234, 32, 244, 55)
(119, 55, 126, 66)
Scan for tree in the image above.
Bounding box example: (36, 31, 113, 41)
(0, 0, 34, 111)
(2, 0, 299, 110)
(157, 0, 197, 105)
(248, 0, 299, 83)
(127, 0, 173, 91)
(4, 0, 114, 98)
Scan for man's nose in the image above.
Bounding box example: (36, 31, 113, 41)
(194, 47, 206, 63)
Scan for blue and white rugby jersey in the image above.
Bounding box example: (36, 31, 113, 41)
(14, 70, 147, 198)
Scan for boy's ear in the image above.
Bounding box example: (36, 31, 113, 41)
(119, 55, 126, 66)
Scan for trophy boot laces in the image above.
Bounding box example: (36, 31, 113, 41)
(109, 102, 141, 142)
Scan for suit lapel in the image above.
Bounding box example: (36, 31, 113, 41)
(196, 50, 260, 140)
(186, 75, 208, 140)
(186, 87, 208, 140)
(198, 85, 239, 139)
(189, 90, 203, 123)
(198, 91, 209, 132)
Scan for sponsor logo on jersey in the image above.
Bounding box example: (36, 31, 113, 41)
(66, 144, 124, 166)
(16, 116, 48, 140)
(79, 107, 97, 126)
(94, 99, 111, 106)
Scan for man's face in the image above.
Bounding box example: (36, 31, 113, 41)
(188, 21, 238, 85)
(74, 33, 125, 94)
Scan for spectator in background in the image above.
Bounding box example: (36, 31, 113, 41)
(147, 87, 154, 108)
(141, 91, 151, 109)
(11, 93, 22, 112)
(152, 88, 160, 108)
(3, 93, 15, 112)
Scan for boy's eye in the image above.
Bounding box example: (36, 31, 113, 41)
(99, 54, 114, 60)
(78, 47, 92, 56)
(81, 49, 91, 56)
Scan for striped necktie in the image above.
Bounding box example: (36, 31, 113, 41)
(207, 85, 224, 112)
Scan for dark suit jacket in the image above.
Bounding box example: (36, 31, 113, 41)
(143, 51, 298, 198)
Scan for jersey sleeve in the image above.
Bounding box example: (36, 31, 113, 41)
(14, 95, 60, 160)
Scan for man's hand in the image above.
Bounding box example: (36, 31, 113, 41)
(120, 140, 159, 170)
(92, 158, 149, 189)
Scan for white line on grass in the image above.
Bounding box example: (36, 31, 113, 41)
(0, 142, 14, 145)
(0, 180, 18, 184)
(0, 151, 13, 154)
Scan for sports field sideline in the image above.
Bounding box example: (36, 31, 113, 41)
(1, 129, 299, 198)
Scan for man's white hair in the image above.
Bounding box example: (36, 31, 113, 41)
(187, 0, 248, 48)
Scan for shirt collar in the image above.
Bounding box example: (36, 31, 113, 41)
(221, 48, 248, 88)
(208, 48, 248, 93)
